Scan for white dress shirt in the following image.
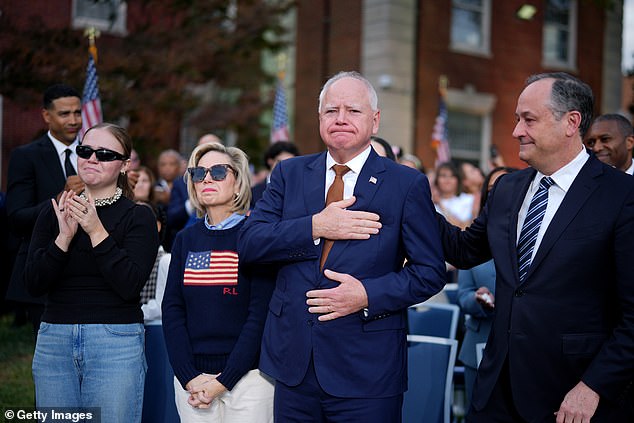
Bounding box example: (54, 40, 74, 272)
(314, 145, 372, 245)
(516, 147, 589, 263)
(48, 131, 79, 178)
(324, 144, 372, 201)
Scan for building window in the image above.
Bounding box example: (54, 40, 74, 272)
(72, 0, 127, 35)
(543, 0, 577, 69)
(445, 87, 496, 171)
(447, 111, 483, 162)
(450, 0, 491, 56)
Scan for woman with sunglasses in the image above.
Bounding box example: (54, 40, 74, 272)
(162, 142, 275, 422)
(24, 123, 159, 423)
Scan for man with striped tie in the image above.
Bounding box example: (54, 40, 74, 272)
(437, 73, 634, 423)
(6, 84, 85, 334)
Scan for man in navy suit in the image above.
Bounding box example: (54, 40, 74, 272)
(437, 73, 634, 422)
(6, 84, 85, 333)
(238, 71, 446, 422)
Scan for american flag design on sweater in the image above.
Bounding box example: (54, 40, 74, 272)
(183, 250, 238, 286)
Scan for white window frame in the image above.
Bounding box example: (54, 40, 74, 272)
(450, 0, 492, 57)
(542, 0, 578, 70)
(71, 0, 128, 36)
(445, 87, 496, 172)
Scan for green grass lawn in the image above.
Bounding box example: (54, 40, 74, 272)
(0, 314, 35, 407)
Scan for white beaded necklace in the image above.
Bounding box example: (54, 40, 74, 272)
(79, 187, 123, 207)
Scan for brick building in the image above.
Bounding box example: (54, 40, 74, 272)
(0, 0, 625, 189)
(290, 0, 624, 171)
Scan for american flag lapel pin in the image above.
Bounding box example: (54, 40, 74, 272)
(369, 176, 377, 184)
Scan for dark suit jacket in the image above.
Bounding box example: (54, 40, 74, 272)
(238, 149, 446, 398)
(250, 180, 267, 209)
(437, 155, 634, 421)
(165, 176, 188, 251)
(6, 135, 66, 303)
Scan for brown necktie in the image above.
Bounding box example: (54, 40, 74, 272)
(320, 164, 350, 270)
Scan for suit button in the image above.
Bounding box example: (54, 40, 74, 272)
(307, 319, 314, 326)
(514, 289, 524, 297)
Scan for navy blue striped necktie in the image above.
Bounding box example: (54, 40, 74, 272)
(517, 176, 554, 283)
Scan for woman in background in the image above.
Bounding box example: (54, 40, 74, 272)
(138, 201, 179, 423)
(433, 162, 474, 229)
(459, 161, 485, 217)
(162, 142, 275, 422)
(133, 165, 157, 204)
(25, 123, 158, 423)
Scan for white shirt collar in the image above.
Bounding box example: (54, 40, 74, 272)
(625, 159, 634, 176)
(47, 131, 79, 158)
(325, 144, 372, 174)
(533, 146, 589, 193)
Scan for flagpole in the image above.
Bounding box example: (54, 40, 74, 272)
(84, 27, 100, 63)
(277, 53, 287, 81)
(438, 74, 448, 97)
(80, 27, 103, 140)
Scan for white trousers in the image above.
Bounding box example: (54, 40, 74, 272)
(174, 370, 275, 423)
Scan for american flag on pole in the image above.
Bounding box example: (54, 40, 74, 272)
(80, 51, 103, 140)
(183, 250, 239, 286)
(431, 92, 451, 167)
(270, 77, 290, 143)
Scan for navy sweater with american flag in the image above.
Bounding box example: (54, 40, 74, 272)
(162, 218, 275, 390)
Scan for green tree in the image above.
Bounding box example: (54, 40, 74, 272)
(0, 0, 293, 162)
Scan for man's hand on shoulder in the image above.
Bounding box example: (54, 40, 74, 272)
(312, 196, 381, 240)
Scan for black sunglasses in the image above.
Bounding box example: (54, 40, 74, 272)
(188, 164, 236, 183)
(76, 145, 129, 162)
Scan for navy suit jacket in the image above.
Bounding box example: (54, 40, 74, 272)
(238, 149, 446, 398)
(6, 135, 66, 303)
(438, 155, 634, 421)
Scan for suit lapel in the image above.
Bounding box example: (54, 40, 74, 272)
(326, 150, 386, 262)
(38, 136, 66, 187)
(525, 156, 601, 282)
(350, 149, 385, 211)
(304, 153, 327, 216)
(506, 169, 535, 284)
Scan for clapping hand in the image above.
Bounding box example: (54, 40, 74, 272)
(52, 190, 78, 252)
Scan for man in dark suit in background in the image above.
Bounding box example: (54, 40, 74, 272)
(583, 113, 634, 175)
(6, 84, 85, 333)
(250, 140, 300, 209)
(238, 71, 446, 422)
(437, 73, 634, 422)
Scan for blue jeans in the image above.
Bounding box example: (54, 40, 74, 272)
(33, 322, 147, 423)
